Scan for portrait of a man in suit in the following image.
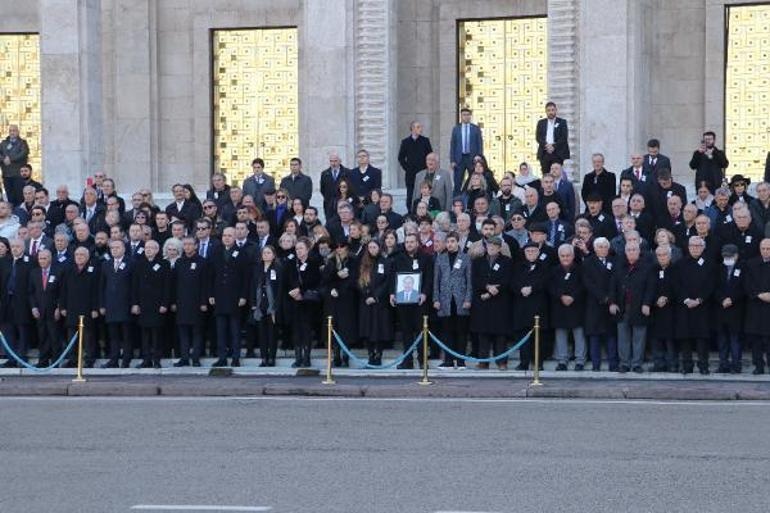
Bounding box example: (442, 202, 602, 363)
(395, 273, 421, 305)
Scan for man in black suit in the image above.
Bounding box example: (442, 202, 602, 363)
(255, 219, 275, 252)
(620, 153, 652, 195)
(536, 102, 570, 174)
(643, 138, 671, 183)
(208, 227, 249, 367)
(581, 153, 617, 213)
(99, 240, 134, 368)
(29, 249, 61, 368)
(398, 121, 434, 211)
(1, 239, 33, 367)
(319, 152, 350, 221)
(689, 131, 729, 193)
(165, 183, 202, 230)
(59, 247, 100, 368)
(79, 187, 106, 235)
(195, 218, 221, 259)
(646, 168, 688, 228)
(349, 149, 382, 203)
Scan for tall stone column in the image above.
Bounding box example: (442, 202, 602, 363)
(354, 0, 398, 187)
(40, 0, 103, 193)
(548, 0, 580, 180)
(300, 0, 355, 180)
(578, 0, 651, 178)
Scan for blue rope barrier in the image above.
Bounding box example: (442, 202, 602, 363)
(0, 332, 79, 372)
(333, 330, 423, 369)
(428, 330, 533, 364)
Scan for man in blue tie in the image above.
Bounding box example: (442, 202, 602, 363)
(319, 152, 350, 221)
(449, 108, 483, 197)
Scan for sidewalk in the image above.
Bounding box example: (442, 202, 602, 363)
(2, 374, 770, 400)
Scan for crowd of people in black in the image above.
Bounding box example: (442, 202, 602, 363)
(2, 103, 770, 375)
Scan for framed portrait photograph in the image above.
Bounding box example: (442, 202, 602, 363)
(395, 272, 421, 305)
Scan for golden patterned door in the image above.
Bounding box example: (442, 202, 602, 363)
(0, 34, 41, 181)
(212, 28, 299, 185)
(725, 5, 770, 181)
(458, 17, 548, 180)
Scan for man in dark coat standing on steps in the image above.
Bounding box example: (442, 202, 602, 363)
(398, 121, 433, 211)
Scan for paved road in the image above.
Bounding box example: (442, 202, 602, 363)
(1, 397, 768, 513)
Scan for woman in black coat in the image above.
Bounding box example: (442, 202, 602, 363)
(711, 245, 745, 373)
(251, 245, 283, 367)
(581, 238, 618, 371)
(469, 238, 513, 370)
(321, 241, 358, 367)
(650, 245, 678, 372)
(511, 243, 549, 370)
(131, 240, 171, 369)
(357, 239, 393, 365)
(59, 247, 100, 367)
(286, 237, 322, 368)
(171, 237, 209, 367)
(0, 241, 33, 367)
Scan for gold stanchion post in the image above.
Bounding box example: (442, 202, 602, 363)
(530, 315, 542, 386)
(72, 315, 87, 383)
(418, 315, 432, 385)
(322, 316, 336, 385)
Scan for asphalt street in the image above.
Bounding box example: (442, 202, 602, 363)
(1, 397, 768, 513)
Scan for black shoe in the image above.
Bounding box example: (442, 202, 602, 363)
(83, 361, 95, 369)
(173, 359, 189, 368)
(397, 361, 414, 370)
(101, 360, 119, 369)
(618, 365, 630, 373)
(332, 359, 343, 368)
(120, 359, 132, 369)
(437, 362, 454, 369)
(731, 366, 742, 374)
(574, 364, 584, 371)
(592, 364, 601, 371)
(245, 351, 256, 359)
(514, 363, 529, 371)
(670, 365, 680, 374)
(35, 360, 51, 369)
(632, 366, 644, 374)
(2, 360, 18, 368)
(231, 358, 240, 367)
(609, 365, 619, 372)
(682, 366, 694, 375)
(291, 361, 302, 368)
(135, 360, 152, 369)
(211, 359, 228, 368)
(651, 365, 667, 373)
(302, 357, 311, 368)
(192, 359, 201, 367)
(717, 365, 731, 374)
(699, 367, 710, 375)
(555, 363, 567, 371)
(259, 361, 269, 367)
(152, 360, 162, 369)
(752, 367, 764, 375)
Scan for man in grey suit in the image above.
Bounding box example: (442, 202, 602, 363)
(412, 152, 453, 211)
(241, 158, 275, 208)
(433, 231, 472, 368)
(25, 221, 54, 259)
(449, 108, 483, 197)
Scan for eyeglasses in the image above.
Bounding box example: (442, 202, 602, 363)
(276, 195, 286, 199)
(203, 205, 216, 209)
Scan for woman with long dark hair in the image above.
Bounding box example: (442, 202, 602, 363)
(251, 245, 283, 367)
(357, 239, 393, 365)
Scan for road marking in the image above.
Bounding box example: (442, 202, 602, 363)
(130, 506, 270, 512)
(0, 396, 767, 407)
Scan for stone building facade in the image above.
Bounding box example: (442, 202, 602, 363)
(0, 0, 763, 202)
